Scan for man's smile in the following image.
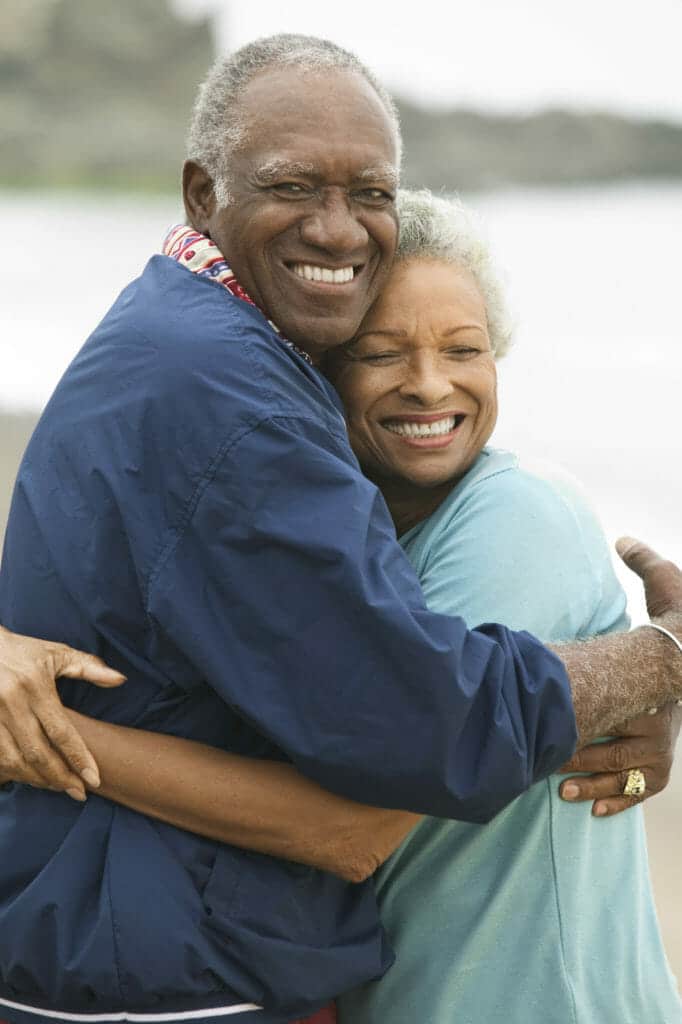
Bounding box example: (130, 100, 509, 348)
(283, 259, 369, 294)
(291, 263, 357, 284)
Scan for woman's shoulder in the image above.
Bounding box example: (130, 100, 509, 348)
(414, 447, 628, 640)
(430, 447, 597, 533)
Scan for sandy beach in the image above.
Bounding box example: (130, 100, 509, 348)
(1, 408, 680, 990)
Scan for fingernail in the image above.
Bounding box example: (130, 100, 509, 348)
(615, 536, 637, 556)
(593, 803, 608, 817)
(66, 787, 87, 802)
(561, 783, 580, 801)
(81, 769, 100, 788)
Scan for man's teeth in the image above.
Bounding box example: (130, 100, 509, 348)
(384, 417, 458, 438)
(293, 264, 354, 284)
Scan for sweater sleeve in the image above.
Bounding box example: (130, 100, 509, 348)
(146, 417, 577, 823)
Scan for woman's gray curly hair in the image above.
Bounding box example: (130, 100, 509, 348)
(395, 189, 514, 358)
(187, 34, 402, 209)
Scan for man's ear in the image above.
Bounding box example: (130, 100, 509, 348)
(182, 161, 216, 234)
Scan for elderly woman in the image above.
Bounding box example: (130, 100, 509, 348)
(0, 190, 680, 1024)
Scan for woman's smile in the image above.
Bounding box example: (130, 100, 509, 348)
(381, 412, 467, 448)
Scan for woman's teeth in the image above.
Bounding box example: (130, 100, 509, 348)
(293, 264, 354, 284)
(384, 417, 458, 438)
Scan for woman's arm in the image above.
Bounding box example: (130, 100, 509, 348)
(65, 709, 420, 883)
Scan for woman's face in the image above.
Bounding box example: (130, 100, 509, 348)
(331, 258, 498, 491)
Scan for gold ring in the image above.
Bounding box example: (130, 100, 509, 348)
(623, 768, 646, 797)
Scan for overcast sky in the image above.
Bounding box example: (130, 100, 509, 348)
(172, 0, 682, 121)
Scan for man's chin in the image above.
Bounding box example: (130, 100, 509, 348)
(280, 312, 363, 358)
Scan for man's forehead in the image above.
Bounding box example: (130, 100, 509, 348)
(237, 65, 399, 161)
(253, 158, 399, 189)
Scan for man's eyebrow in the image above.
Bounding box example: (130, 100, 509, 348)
(355, 164, 399, 189)
(252, 160, 316, 184)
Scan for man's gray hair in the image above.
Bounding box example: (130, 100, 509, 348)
(187, 34, 402, 208)
(396, 189, 514, 358)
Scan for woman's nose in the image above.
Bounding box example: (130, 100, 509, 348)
(299, 189, 369, 256)
(399, 357, 455, 406)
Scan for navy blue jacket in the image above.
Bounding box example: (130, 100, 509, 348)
(0, 257, 576, 1024)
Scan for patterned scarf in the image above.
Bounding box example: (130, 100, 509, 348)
(162, 224, 313, 365)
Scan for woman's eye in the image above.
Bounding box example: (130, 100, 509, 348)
(362, 351, 400, 364)
(447, 346, 480, 359)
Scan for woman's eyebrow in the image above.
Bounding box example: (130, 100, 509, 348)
(353, 327, 409, 341)
(442, 324, 487, 335)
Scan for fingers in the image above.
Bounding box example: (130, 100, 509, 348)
(559, 737, 651, 776)
(37, 704, 100, 789)
(560, 765, 666, 818)
(616, 536, 665, 574)
(616, 535, 682, 619)
(559, 773, 645, 818)
(0, 629, 124, 793)
(0, 723, 85, 801)
(4, 704, 88, 793)
(590, 796, 643, 818)
(54, 646, 126, 689)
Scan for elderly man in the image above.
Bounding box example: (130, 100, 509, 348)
(0, 33, 682, 1024)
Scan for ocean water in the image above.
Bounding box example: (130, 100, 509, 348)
(2, 182, 680, 617)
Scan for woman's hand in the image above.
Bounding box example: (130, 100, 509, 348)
(558, 703, 681, 817)
(0, 625, 126, 799)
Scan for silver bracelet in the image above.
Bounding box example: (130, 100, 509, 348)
(645, 622, 682, 708)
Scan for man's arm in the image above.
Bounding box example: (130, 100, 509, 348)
(555, 538, 682, 743)
(1, 413, 682, 819)
(0, 541, 680, 843)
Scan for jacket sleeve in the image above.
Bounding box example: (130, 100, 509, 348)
(146, 414, 577, 823)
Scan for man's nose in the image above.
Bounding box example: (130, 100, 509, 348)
(299, 189, 369, 255)
(399, 356, 455, 406)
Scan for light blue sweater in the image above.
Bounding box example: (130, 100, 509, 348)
(338, 449, 681, 1024)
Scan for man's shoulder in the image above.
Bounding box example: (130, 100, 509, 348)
(47, 256, 343, 451)
(117, 257, 330, 410)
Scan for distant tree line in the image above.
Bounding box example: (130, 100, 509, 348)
(2, 0, 681, 193)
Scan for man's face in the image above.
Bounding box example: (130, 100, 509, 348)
(184, 66, 400, 360)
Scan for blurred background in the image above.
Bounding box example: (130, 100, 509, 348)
(1, 0, 681, 986)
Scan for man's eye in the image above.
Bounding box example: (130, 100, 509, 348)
(272, 182, 309, 197)
(355, 188, 394, 205)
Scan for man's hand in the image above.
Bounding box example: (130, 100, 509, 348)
(0, 625, 125, 800)
(558, 703, 682, 817)
(617, 536, 682, 624)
